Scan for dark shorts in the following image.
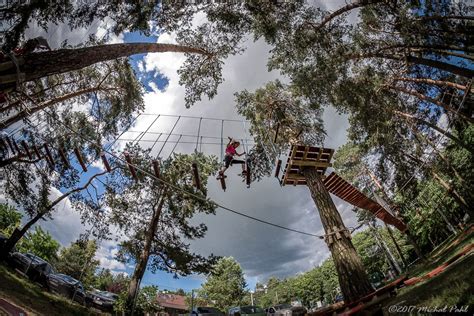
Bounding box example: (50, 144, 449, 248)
(224, 155, 245, 168)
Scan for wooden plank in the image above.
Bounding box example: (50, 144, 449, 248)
(74, 147, 87, 172)
(289, 160, 332, 168)
(123, 152, 137, 180)
(220, 176, 226, 191)
(101, 152, 112, 172)
(32, 144, 42, 159)
(43, 144, 55, 169)
(58, 146, 70, 167)
(20, 140, 32, 160)
(274, 159, 282, 178)
(192, 162, 201, 190)
(152, 159, 160, 178)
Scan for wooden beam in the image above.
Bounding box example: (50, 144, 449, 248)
(274, 159, 282, 178)
(74, 147, 87, 172)
(20, 140, 32, 160)
(123, 152, 138, 180)
(43, 144, 55, 169)
(246, 160, 251, 187)
(220, 176, 226, 191)
(32, 144, 42, 159)
(101, 152, 112, 173)
(58, 146, 70, 168)
(289, 160, 332, 168)
(191, 162, 201, 190)
(152, 159, 160, 178)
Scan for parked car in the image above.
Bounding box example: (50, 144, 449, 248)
(46, 273, 87, 305)
(86, 289, 118, 312)
(191, 307, 225, 316)
(266, 304, 307, 316)
(7, 252, 55, 286)
(229, 306, 266, 316)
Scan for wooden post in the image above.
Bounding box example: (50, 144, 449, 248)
(43, 144, 55, 169)
(246, 160, 251, 187)
(124, 152, 138, 180)
(74, 147, 87, 172)
(191, 162, 201, 190)
(220, 176, 226, 191)
(0, 137, 7, 151)
(5, 137, 16, 153)
(101, 152, 112, 172)
(20, 140, 32, 160)
(58, 146, 70, 168)
(12, 138, 21, 155)
(152, 160, 160, 178)
(275, 159, 282, 178)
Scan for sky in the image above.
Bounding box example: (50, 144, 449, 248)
(2, 0, 369, 293)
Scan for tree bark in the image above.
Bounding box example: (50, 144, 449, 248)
(431, 171, 473, 220)
(393, 110, 474, 154)
(392, 77, 467, 91)
(1, 43, 209, 87)
(125, 190, 167, 315)
(303, 168, 373, 303)
(389, 85, 473, 123)
(370, 223, 401, 275)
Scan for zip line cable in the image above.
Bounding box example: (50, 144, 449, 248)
(32, 107, 333, 239)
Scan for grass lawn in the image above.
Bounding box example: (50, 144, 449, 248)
(0, 263, 101, 316)
(377, 227, 474, 315)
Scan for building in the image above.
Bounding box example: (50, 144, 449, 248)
(155, 293, 188, 316)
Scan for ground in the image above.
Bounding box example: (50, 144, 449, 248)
(0, 263, 101, 316)
(376, 226, 474, 315)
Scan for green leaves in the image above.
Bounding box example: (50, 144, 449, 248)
(200, 257, 247, 311)
(17, 226, 60, 262)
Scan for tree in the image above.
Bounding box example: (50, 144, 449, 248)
(0, 203, 22, 235)
(236, 82, 373, 302)
(55, 238, 99, 288)
(17, 226, 60, 261)
(200, 257, 247, 311)
(94, 268, 115, 291)
(105, 144, 220, 313)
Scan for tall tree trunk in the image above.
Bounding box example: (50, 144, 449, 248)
(348, 53, 474, 78)
(405, 230, 426, 260)
(383, 223, 408, 269)
(303, 168, 373, 303)
(370, 223, 401, 275)
(393, 110, 474, 154)
(389, 85, 473, 123)
(1, 43, 209, 87)
(125, 191, 167, 315)
(431, 171, 473, 220)
(364, 167, 423, 263)
(392, 77, 467, 91)
(0, 86, 119, 129)
(313, 0, 384, 31)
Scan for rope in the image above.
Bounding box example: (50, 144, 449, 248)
(157, 116, 180, 158)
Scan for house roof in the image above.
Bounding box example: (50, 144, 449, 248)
(156, 293, 188, 311)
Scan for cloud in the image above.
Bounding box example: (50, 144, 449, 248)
(127, 30, 356, 285)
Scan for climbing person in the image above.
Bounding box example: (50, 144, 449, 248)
(217, 137, 246, 179)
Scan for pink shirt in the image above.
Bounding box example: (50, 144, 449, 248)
(225, 145, 237, 156)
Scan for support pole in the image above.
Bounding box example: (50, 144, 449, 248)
(32, 143, 42, 159)
(5, 137, 15, 153)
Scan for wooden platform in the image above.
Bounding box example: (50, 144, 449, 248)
(323, 172, 407, 232)
(281, 145, 334, 186)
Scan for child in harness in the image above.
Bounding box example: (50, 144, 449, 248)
(217, 137, 246, 179)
